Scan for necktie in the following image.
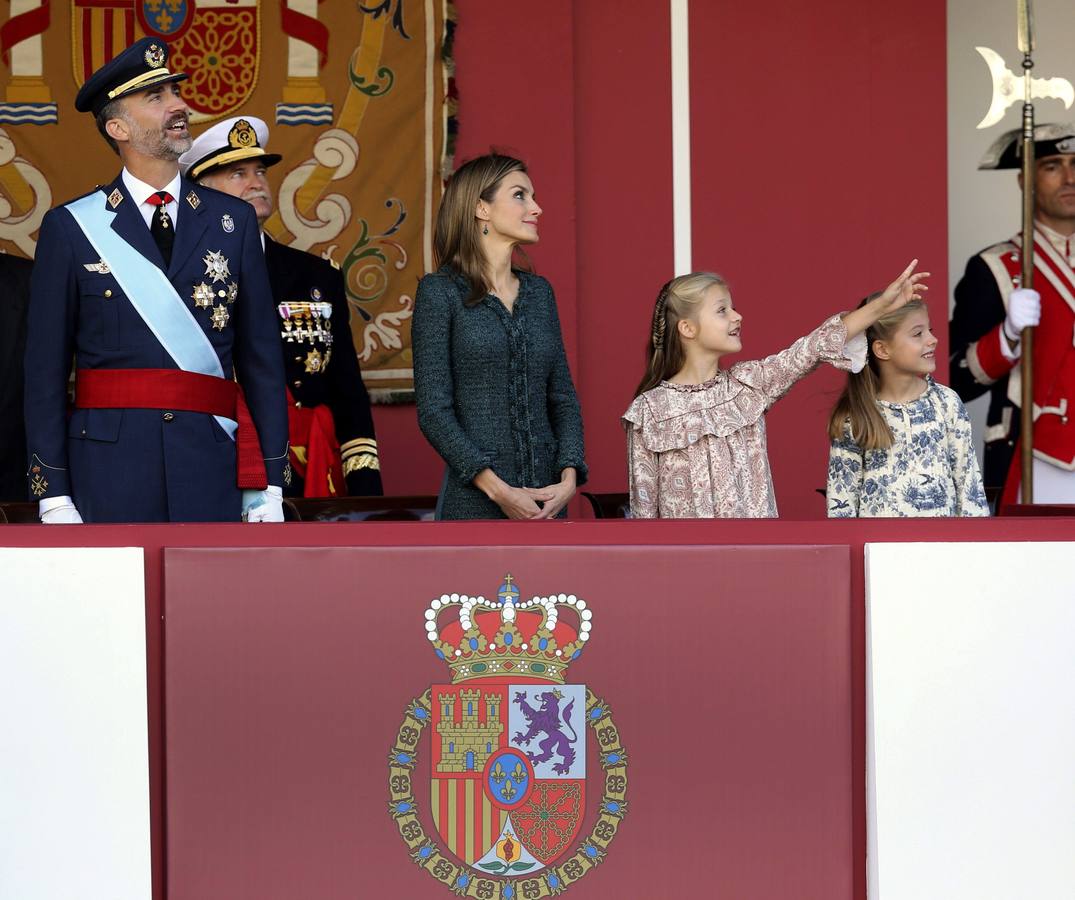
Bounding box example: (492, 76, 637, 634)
(146, 191, 174, 266)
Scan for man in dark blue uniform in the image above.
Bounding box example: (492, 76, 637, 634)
(180, 116, 382, 497)
(25, 37, 289, 523)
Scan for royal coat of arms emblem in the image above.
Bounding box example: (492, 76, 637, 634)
(389, 576, 628, 898)
(71, 0, 259, 122)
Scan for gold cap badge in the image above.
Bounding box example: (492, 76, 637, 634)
(144, 44, 165, 69)
(228, 119, 258, 150)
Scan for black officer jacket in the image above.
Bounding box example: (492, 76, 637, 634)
(264, 236, 382, 496)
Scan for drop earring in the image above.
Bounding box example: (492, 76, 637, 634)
(482, 224, 489, 235)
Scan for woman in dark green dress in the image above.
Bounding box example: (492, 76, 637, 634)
(413, 154, 587, 520)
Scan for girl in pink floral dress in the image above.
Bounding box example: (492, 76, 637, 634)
(622, 261, 928, 517)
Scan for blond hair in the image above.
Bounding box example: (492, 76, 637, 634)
(827, 298, 927, 450)
(633, 271, 728, 397)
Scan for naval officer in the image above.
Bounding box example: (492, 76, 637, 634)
(25, 37, 289, 522)
(180, 116, 382, 497)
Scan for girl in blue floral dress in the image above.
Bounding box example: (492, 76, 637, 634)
(826, 299, 989, 517)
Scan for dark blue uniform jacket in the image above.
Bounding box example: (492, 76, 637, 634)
(24, 173, 288, 522)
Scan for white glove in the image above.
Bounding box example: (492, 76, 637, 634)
(39, 495, 84, 524)
(1004, 288, 1041, 340)
(242, 485, 284, 523)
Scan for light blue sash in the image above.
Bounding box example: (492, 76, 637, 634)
(65, 192, 236, 439)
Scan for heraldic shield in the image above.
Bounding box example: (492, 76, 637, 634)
(388, 576, 629, 898)
(72, 0, 259, 122)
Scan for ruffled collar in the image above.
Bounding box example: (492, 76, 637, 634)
(660, 369, 727, 393)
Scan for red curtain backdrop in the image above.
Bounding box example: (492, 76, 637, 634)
(372, 0, 947, 519)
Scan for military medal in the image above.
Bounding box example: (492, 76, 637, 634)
(226, 281, 239, 303)
(221, 214, 234, 233)
(83, 260, 111, 274)
(186, 191, 201, 210)
(304, 348, 324, 374)
(202, 249, 231, 283)
(210, 305, 230, 331)
(107, 189, 123, 209)
(191, 282, 214, 308)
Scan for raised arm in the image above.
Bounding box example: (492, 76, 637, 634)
(841, 259, 930, 339)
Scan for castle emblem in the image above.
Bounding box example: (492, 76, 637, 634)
(388, 575, 628, 897)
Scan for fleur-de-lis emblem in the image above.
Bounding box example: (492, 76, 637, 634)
(511, 762, 527, 784)
(490, 761, 506, 785)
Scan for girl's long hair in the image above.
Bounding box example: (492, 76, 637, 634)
(827, 298, 927, 450)
(433, 153, 531, 306)
(633, 271, 728, 397)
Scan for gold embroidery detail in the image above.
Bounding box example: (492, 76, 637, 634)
(144, 44, 165, 68)
(31, 473, 48, 496)
(228, 119, 257, 149)
(340, 437, 377, 455)
(343, 454, 380, 475)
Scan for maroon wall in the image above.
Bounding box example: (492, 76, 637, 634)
(370, 1, 949, 517)
(164, 544, 853, 899)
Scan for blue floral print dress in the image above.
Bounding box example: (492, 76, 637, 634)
(827, 378, 990, 517)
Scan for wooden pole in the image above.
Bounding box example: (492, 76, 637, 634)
(1018, 0, 1035, 502)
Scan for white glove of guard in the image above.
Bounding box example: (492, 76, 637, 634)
(39, 495, 84, 524)
(242, 485, 284, 523)
(1003, 288, 1041, 340)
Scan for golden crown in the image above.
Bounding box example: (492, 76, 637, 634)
(425, 575, 593, 685)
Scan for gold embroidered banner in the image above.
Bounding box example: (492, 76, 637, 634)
(0, 0, 455, 401)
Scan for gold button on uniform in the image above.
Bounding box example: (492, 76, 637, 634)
(104, 289, 112, 298)
(163, 412, 174, 422)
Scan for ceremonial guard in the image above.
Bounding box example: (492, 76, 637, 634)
(180, 116, 382, 497)
(950, 123, 1075, 504)
(24, 38, 289, 522)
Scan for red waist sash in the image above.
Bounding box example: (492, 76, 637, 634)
(75, 368, 267, 489)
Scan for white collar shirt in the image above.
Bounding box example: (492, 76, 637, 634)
(122, 168, 182, 230)
(1035, 219, 1075, 268)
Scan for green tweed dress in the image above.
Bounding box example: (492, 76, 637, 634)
(413, 268, 587, 519)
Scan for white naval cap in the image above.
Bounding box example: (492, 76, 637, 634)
(179, 116, 282, 180)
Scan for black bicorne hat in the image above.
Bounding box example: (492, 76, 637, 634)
(979, 123, 1075, 170)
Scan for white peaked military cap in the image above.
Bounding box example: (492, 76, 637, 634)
(179, 116, 282, 179)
